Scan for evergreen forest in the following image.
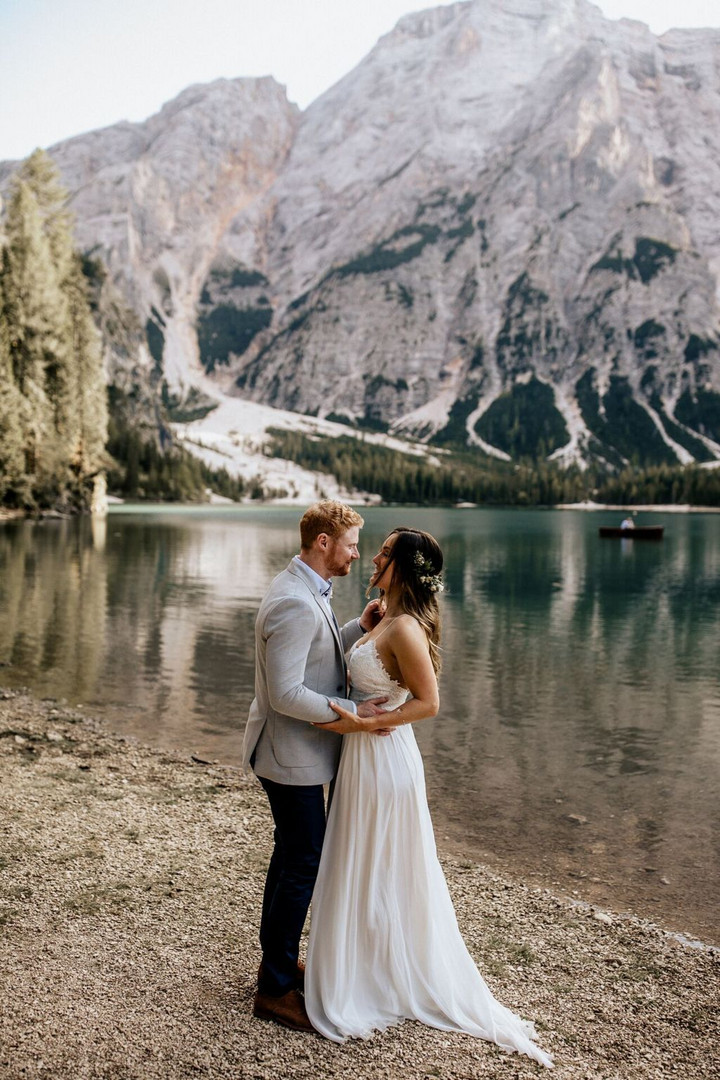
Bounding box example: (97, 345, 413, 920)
(264, 430, 720, 507)
(0, 151, 108, 510)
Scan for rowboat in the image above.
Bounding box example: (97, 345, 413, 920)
(599, 526, 664, 540)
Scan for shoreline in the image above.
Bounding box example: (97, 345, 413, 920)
(3, 500, 720, 521)
(556, 500, 720, 513)
(1, 688, 718, 1079)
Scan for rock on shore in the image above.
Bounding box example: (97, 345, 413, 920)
(0, 688, 718, 1079)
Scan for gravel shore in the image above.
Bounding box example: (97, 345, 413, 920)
(1, 688, 718, 1080)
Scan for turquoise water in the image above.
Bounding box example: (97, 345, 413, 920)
(1, 505, 718, 941)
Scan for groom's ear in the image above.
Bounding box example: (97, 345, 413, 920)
(316, 532, 331, 551)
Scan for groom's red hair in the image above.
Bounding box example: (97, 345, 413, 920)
(300, 500, 364, 549)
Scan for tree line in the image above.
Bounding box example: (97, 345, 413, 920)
(0, 151, 108, 510)
(106, 416, 256, 503)
(265, 429, 720, 507)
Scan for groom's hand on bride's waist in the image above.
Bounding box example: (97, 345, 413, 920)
(312, 698, 391, 735)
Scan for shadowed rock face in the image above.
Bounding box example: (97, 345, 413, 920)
(3, 0, 720, 467)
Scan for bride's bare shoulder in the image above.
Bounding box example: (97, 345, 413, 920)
(388, 613, 426, 644)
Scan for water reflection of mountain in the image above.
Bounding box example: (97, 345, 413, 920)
(0, 519, 108, 701)
(0, 511, 302, 755)
(404, 512, 720, 941)
(0, 508, 718, 939)
(100, 513, 304, 751)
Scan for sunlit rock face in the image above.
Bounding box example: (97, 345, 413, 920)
(241, 0, 720, 466)
(3, 0, 720, 467)
(0, 76, 299, 412)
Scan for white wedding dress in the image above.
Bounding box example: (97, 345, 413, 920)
(305, 637, 553, 1068)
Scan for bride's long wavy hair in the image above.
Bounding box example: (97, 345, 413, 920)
(375, 527, 444, 675)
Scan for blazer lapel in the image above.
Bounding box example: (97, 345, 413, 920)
(312, 590, 345, 660)
(287, 561, 345, 662)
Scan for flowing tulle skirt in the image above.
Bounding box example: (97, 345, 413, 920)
(305, 725, 553, 1067)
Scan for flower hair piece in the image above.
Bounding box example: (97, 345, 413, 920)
(413, 551, 444, 593)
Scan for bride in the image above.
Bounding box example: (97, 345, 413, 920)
(305, 527, 553, 1068)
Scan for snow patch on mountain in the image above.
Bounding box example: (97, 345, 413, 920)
(173, 393, 442, 504)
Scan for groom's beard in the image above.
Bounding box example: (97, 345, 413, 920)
(327, 558, 354, 577)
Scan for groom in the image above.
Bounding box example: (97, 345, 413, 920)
(242, 500, 386, 1031)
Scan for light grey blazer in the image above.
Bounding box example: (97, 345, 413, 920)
(242, 560, 365, 785)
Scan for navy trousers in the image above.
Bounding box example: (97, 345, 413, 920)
(257, 776, 328, 996)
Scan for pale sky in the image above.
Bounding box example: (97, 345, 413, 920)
(0, 0, 718, 162)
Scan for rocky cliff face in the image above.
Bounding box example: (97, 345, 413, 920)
(2, 76, 298, 424)
(241, 0, 720, 467)
(3, 0, 720, 469)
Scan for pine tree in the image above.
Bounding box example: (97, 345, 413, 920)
(2, 181, 63, 397)
(65, 255, 108, 485)
(14, 152, 80, 482)
(17, 150, 75, 282)
(0, 305, 30, 503)
(23, 152, 108, 500)
(0, 149, 108, 508)
(1, 180, 63, 494)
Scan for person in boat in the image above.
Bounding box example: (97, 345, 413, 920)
(620, 516, 635, 530)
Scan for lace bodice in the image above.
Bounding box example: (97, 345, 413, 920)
(348, 639, 409, 711)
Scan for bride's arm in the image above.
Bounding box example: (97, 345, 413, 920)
(370, 616, 439, 728)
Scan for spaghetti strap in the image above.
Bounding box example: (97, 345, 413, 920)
(370, 614, 400, 645)
(348, 614, 402, 660)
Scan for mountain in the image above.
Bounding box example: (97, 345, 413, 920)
(3, 0, 720, 472)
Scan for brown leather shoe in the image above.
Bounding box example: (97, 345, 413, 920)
(257, 960, 305, 991)
(253, 987, 313, 1032)
(295, 960, 306, 990)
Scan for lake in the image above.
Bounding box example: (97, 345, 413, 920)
(1, 505, 718, 944)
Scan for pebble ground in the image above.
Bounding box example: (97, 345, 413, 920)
(1, 689, 718, 1080)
